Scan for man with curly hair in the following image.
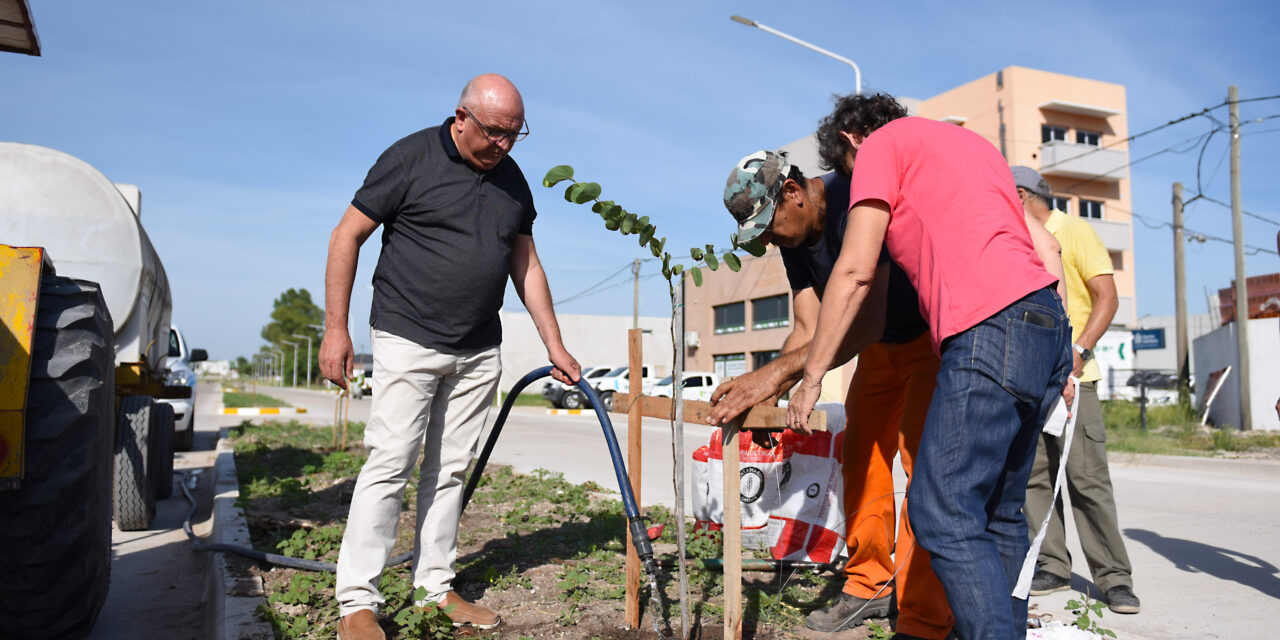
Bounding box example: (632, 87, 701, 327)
(788, 93, 1073, 640)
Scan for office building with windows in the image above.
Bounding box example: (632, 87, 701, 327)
(686, 66, 1134, 393)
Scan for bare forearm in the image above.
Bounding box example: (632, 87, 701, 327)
(1078, 280, 1118, 349)
(518, 264, 567, 354)
(325, 229, 359, 335)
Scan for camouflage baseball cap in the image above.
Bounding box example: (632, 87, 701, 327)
(724, 149, 791, 244)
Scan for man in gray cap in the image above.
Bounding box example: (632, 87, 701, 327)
(1012, 165, 1139, 615)
(712, 145, 958, 639)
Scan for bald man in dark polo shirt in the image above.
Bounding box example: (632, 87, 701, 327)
(320, 73, 580, 640)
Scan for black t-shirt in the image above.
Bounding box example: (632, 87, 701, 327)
(352, 118, 536, 353)
(779, 173, 928, 344)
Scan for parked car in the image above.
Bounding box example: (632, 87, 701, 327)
(160, 325, 208, 451)
(541, 366, 611, 409)
(648, 371, 721, 402)
(576, 365, 660, 411)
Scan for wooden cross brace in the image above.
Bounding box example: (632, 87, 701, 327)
(610, 391, 826, 640)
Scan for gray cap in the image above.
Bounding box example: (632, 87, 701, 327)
(1011, 166, 1051, 200)
(724, 149, 791, 244)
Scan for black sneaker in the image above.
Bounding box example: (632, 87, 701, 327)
(1029, 569, 1070, 596)
(804, 592, 893, 632)
(1106, 585, 1141, 614)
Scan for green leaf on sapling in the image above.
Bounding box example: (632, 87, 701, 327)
(740, 238, 767, 257)
(542, 165, 574, 187)
(724, 253, 741, 272)
(691, 267, 703, 287)
(573, 182, 602, 204)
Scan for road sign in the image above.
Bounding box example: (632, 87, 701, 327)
(1132, 328, 1166, 351)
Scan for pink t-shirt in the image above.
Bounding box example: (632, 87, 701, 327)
(849, 117, 1056, 353)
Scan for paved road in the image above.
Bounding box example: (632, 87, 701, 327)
(219, 384, 1280, 639)
(87, 381, 242, 640)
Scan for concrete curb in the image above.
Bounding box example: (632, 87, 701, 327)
(208, 426, 273, 640)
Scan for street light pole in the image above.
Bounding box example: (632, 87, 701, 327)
(730, 15, 861, 95)
(283, 340, 300, 388)
(292, 333, 312, 388)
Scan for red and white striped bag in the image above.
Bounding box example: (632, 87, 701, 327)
(691, 403, 847, 563)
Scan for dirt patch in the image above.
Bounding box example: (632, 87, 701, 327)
(224, 421, 883, 639)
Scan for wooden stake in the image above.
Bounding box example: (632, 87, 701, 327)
(722, 418, 743, 640)
(624, 328, 643, 628)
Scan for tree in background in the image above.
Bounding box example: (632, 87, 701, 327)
(260, 288, 324, 385)
(235, 356, 251, 377)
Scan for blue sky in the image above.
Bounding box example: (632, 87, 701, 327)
(4, 1, 1278, 359)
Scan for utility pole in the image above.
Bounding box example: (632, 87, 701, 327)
(1173, 183, 1190, 405)
(632, 258, 641, 329)
(1229, 85, 1252, 430)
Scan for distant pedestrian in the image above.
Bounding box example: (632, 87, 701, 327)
(788, 94, 1073, 640)
(1013, 166, 1141, 614)
(319, 73, 580, 640)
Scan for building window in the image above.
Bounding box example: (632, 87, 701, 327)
(713, 302, 745, 334)
(1041, 125, 1067, 143)
(714, 353, 746, 378)
(751, 294, 790, 330)
(753, 350, 780, 370)
(1109, 251, 1124, 271)
(1076, 130, 1100, 146)
(1050, 196, 1071, 214)
(1080, 199, 1104, 219)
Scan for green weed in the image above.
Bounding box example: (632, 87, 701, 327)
(1066, 594, 1117, 637)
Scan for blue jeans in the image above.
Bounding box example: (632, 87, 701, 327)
(906, 288, 1071, 640)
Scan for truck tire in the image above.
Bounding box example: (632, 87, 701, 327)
(114, 395, 156, 531)
(0, 276, 115, 639)
(150, 402, 175, 500)
(174, 406, 194, 452)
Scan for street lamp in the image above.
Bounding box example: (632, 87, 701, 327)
(271, 349, 285, 386)
(292, 333, 312, 387)
(282, 340, 301, 388)
(730, 15, 862, 95)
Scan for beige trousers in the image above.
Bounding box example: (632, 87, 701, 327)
(336, 329, 500, 616)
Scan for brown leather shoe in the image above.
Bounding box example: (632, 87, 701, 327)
(336, 609, 385, 640)
(440, 591, 501, 629)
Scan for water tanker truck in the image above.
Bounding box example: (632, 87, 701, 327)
(0, 142, 197, 638)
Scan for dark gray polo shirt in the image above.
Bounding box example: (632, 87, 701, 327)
(352, 118, 536, 353)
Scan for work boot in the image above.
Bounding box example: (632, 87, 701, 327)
(441, 591, 501, 629)
(1029, 569, 1070, 596)
(336, 609, 385, 640)
(1106, 585, 1141, 614)
(805, 591, 893, 632)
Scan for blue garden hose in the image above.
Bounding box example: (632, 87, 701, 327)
(461, 366, 657, 576)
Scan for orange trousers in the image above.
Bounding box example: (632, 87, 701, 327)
(841, 332, 954, 639)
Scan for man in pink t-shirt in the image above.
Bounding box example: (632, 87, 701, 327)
(788, 95, 1072, 640)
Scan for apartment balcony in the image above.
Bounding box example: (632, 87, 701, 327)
(1086, 218, 1131, 252)
(1039, 141, 1127, 182)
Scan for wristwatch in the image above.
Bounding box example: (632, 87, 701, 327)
(1072, 343, 1094, 362)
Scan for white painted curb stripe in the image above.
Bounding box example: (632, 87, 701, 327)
(219, 407, 307, 415)
(546, 409, 585, 415)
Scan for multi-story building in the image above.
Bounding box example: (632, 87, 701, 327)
(916, 66, 1136, 325)
(687, 66, 1135, 395)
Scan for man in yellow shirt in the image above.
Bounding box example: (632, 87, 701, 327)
(1012, 166, 1139, 615)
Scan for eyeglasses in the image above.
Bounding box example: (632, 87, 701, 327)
(462, 106, 529, 143)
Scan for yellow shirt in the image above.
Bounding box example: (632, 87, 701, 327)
(1043, 210, 1114, 382)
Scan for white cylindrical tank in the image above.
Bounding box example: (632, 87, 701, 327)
(0, 142, 172, 373)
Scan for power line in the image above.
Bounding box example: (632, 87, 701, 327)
(1112, 203, 1278, 255)
(1038, 94, 1280, 173)
(1191, 194, 1280, 227)
(553, 261, 634, 306)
